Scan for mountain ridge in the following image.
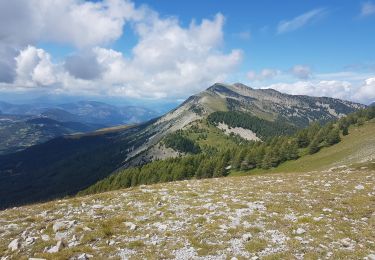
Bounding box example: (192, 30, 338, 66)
(0, 83, 367, 208)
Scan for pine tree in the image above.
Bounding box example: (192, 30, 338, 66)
(325, 128, 341, 146)
(342, 126, 349, 136)
(308, 138, 320, 154)
(296, 130, 309, 148)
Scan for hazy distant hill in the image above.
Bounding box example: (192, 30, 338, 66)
(0, 115, 103, 154)
(0, 100, 159, 125)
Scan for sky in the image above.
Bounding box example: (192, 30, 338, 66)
(0, 0, 374, 105)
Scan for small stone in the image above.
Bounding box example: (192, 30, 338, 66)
(8, 238, 20, 251)
(355, 184, 364, 190)
(25, 237, 36, 245)
(83, 226, 92, 231)
(53, 222, 67, 232)
(242, 233, 252, 241)
(155, 211, 163, 216)
(77, 253, 90, 260)
(92, 204, 104, 209)
(124, 222, 137, 231)
(41, 234, 50, 241)
(52, 220, 76, 232)
(313, 216, 323, 221)
(295, 228, 306, 235)
(7, 224, 18, 230)
(340, 237, 355, 248)
(55, 232, 68, 241)
(47, 240, 65, 253)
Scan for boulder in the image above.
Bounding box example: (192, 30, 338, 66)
(8, 238, 20, 251)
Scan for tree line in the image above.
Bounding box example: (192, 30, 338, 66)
(80, 106, 375, 195)
(207, 111, 297, 138)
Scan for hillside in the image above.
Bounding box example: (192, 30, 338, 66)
(0, 101, 159, 126)
(0, 115, 104, 155)
(0, 83, 366, 208)
(232, 119, 375, 175)
(0, 137, 374, 259)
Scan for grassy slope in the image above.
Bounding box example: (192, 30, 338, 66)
(186, 122, 242, 151)
(1, 164, 373, 259)
(231, 120, 375, 176)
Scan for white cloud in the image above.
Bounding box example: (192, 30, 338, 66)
(265, 80, 351, 99)
(93, 13, 242, 98)
(290, 65, 312, 79)
(4, 12, 242, 99)
(15, 45, 57, 87)
(0, 0, 140, 48)
(263, 78, 375, 104)
(354, 77, 375, 104)
(0, 0, 142, 83)
(247, 68, 281, 81)
(277, 8, 325, 34)
(361, 1, 375, 16)
(0, 1, 242, 99)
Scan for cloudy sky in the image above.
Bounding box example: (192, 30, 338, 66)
(0, 0, 374, 104)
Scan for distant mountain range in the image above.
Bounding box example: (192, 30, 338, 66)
(0, 115, 103, 154)
(0, 83, 366, 208)
(0, 100, 159, 125)
(0, 101, 159, 154)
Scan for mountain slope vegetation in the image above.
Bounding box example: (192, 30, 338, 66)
(81, 107, 375, 196)
(0, 83, 367, 208)
(1, 134, 374, 259)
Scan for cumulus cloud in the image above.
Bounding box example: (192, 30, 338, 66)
(0, 1, 242, 99)
(353, 77, 375, 104)
(64, 52, 103, 80)
(0, 0, 140, 48)
(277, 8, 325, 34)
(15, 45, 57, 87)
(263, 78, 375, 104)
(93, 13, 242, 98)
(290, 65, 312, 79)
(361, 1, 375, 16)
(247, 68, 280, 81)
(0, 0, 141, 84)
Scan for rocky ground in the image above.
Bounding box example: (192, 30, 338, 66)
(0, 164, 374, 260)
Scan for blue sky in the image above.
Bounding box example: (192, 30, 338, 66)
(133, 0, 375, 76)
(0, 0, 374, 104)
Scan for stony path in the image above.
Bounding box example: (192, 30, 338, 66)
(0, 165, 374, 260)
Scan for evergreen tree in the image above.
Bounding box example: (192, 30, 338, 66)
(325, 127, 341, 145)
(342, 126, 349, 136)
(308, 138, 320, 154)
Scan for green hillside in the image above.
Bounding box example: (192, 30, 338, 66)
(81, 107, 375, 196)
(233, 119, 375, 175)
